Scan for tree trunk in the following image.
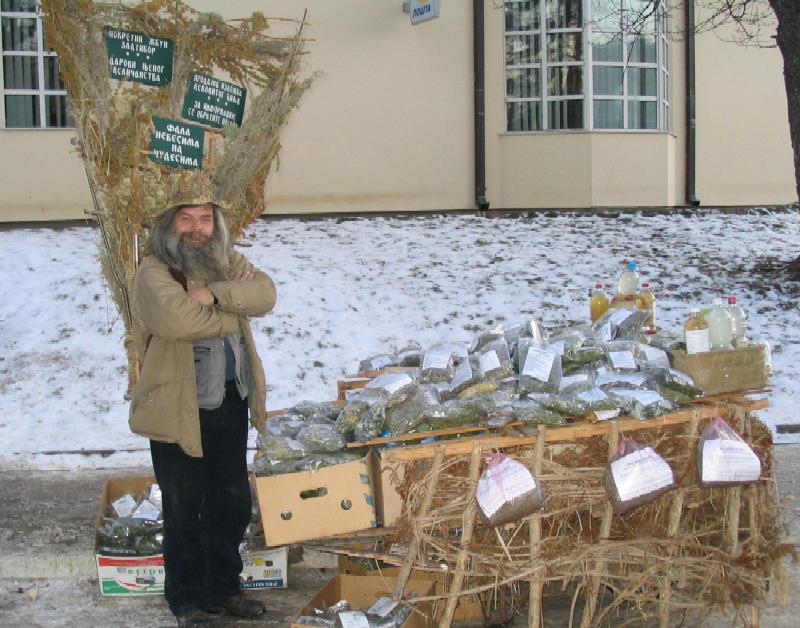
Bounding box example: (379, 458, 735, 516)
(769, 0, 800, 271)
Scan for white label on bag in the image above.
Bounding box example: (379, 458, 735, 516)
(367, 373, 412, 394)
(422, 349, 452, 371)
(577, 387, 608, 403)
(642, 345, 670, 368)
(596, 372, 647, 387)
(595, 409, 621, 421)
(476, 458, 538, 519)
(560, 373, 589, 390)
(609, 309, 633, 325)
(522, 348, 556, 382)
(702, 439, 761, 483)
(609, 389, 664, 405)
(609, 350, 637, 370)
(112, 494, 137, 518)
(549, 339, 566, 356)
(450, 360, 472, 390)
(610, 447, 674, 502)
(685, 329, 711, 354)
(479, 349, 501, 374)
(367, 597, 399, 618)
(132, 499, 161, 521)
(337, 611, 370, 628)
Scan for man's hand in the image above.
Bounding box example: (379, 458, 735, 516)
(187, 287, 215, 306)
(234, 269, 254, 281)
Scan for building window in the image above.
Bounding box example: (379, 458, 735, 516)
(505, 0, 669, 132)
(1, 0, 71, 128)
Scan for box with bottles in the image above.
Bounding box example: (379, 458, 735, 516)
(671, 344, 770, 395)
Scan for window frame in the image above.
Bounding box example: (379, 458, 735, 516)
(504, 0, 670, 134)
(1, 2, 71, 129)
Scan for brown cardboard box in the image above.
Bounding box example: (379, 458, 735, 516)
(337, 555, 487, 622)
(372, 448, 406, 527)
(254, 455, 377, 546)
(290, 574, 436, 628)
(95, 476, 165, 596)
(96, 477, 290, 595)
(671, 344, 769, 394)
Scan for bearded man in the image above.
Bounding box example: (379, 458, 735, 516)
(129, 196, 275, 626)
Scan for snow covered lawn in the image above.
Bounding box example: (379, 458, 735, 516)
(1, 208, 798, 469)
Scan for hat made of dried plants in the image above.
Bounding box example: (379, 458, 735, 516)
(162, 170, 225, 212)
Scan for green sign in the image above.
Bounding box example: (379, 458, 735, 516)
(104, 27, 173, 87)
(149, 117, 204, 170)
(182, 72, 247, 128)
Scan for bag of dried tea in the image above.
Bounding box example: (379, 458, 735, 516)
(450, 356, 483, 395)
(478, 339, 514, 381)
(476, 453, 545, 527)
(419, 347, 455, 383)
(363, 372, 417, 405)
(697, 417, 761, 487)
(604, 438, 675, 514)
(518, 341, 561, 394)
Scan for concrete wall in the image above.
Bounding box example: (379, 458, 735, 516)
(694, 10, 796, 205)
(0, 0, 795, 222)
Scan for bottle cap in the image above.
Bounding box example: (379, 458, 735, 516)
(642, 282, 650, 288)
(627, 261, 637, 270)
(595, 283, 603, 289)
(727, 296, 737, 304)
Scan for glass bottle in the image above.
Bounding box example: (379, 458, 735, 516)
(706, 297, 734, 351)
(589, 283, 610, 322)
(684, 308, 710, 355)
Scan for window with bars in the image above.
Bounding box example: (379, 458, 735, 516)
(505, 0, 669, 132)
(1, 0, 71, 128)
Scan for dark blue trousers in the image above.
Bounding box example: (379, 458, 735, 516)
(150, 384, 251, 616)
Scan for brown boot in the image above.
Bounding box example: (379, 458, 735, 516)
(222, 592, 266, 618)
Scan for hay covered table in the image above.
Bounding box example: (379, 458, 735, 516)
(358, 398, 786, 627)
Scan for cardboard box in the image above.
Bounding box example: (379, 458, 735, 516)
(672, 344, 769, 394)
(255, 455, 377, 546)
(240, 546, 288, 589)
(337, 556, 486, 622)
(95, 476, 165, 596)
(291, 574, 436, 628)
(373, 448, 406, 527)
(96, 477, 289, 596)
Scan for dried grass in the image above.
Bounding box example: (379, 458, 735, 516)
(383, 410, 789, 625)
(41, 0, 314, 387)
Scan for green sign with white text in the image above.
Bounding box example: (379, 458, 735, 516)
(149, 117, 204, 170)
(104, 27, 173, 87)
(182, 72, 247, 128)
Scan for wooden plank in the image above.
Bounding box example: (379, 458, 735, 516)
(382, 399, 768, 462)
(579, 421, 619, 628)
(346, 421, 521, 448)
(439, 442, 483, 627)
(527, 425, 547, 628)
(658, 411, 701, 628)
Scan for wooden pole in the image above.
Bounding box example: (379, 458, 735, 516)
(580, 421, 620, 628)
(658, 411, 701, 628)
(527, 425, 547, 628)
(392, 445, 446, 601)
(439, 442, 483, 628)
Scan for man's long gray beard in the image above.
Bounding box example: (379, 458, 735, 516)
(149, 206, 232, 283)
(163, 228, 230, 283)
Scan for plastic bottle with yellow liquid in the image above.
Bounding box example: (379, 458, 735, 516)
(636, 281, 656, 329)
(589, 283, 610, 322)
(684, 308, 710, 354)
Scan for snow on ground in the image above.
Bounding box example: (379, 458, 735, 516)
(0, 208, 798, 470)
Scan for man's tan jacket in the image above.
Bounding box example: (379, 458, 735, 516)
(128, 252, 276, 457)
